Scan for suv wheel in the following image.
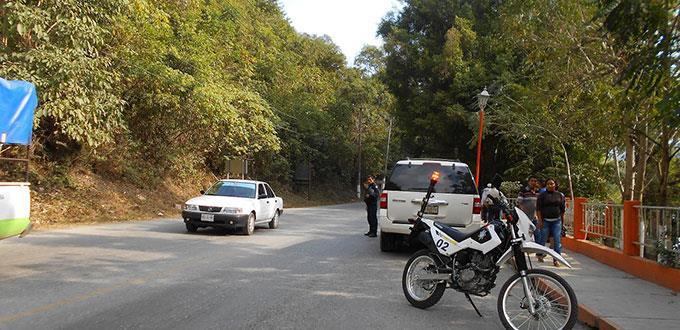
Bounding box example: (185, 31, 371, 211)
(380, 232, 396, 252)
(186, 223, 198, 233)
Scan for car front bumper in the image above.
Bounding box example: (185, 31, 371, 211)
(182, 211, 250, 229)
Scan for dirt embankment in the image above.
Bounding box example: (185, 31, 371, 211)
(29, 168, 356, 229)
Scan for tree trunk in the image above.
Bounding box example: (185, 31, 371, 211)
(622, 127, 635, 201)
(560, 142, 575, 202)
(613, 148, 625, 196)
(632, 124, 649, 202)
(1, 0, 7, 49)
(657, 125, 672, 205)
(656, 9, 676, 206)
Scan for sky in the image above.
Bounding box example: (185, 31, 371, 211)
(278, 0, 403, 66)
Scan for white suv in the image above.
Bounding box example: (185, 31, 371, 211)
(379, 159, 481, 251)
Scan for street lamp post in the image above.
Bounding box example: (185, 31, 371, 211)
(475, 87, 490, 188)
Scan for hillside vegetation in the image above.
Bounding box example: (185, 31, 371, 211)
(0, 0, 677, 228)
(1, 0, 390, 225)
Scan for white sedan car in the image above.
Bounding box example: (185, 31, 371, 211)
(182, 180, 283, 235)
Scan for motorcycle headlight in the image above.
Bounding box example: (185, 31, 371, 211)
(184, 204, 199, 211)
(221, 207, 243, 214)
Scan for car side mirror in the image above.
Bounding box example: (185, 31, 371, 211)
(259, 194, 267, 199)
(200, 190, 205, 195)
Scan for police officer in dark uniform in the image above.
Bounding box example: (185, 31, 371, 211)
(363, 175, 379, 237)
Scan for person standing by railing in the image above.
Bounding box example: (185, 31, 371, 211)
(536, 178, 566, 267)
(518, 176, 542, 255)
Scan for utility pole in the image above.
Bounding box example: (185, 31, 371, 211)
(475, 87, 490, 188)
(357, 107, 363, 199)
(383, 117, 393, 189)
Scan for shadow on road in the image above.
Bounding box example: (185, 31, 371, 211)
(0, 203, 509, 329)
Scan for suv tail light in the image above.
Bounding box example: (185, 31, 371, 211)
(473, 197, 481, 214)
(380, 193, 388, 209)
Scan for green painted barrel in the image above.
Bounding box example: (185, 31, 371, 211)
(0, 183, 31, 240)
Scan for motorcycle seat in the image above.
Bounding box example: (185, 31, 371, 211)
(433, 221, 477, 242)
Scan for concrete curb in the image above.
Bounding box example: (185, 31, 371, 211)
(578, 304, 623, 330)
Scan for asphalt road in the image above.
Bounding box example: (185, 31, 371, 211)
(0, 203, 583, 329)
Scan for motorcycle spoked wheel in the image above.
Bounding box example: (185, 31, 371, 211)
(402, 249, 447, 309)
(497, 268, 578, 330)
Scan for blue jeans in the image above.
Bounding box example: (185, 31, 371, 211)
(538, 219, 562, 255)
(531, 219, 543, 246)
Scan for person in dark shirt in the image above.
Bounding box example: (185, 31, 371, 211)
(536, 178, 566, 266)
(518, 176, 542, 246)
(363, 175, 379, 237)
(517, 176, 539, 220)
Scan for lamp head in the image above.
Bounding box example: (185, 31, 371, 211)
(478, 87, 490, 111)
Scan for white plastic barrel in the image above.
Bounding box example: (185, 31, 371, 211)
(0, 182, 31, 240)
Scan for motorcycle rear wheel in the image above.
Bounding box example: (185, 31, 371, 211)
(402, 249, 446, 309)
(497, 268, 577, 330)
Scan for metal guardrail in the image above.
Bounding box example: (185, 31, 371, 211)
(583, 203, 624, 250)
(636, 205, 680, 264)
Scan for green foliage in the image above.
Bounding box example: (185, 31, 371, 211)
(379, 0, 678, 203)
(1, 0, 127, 149)
(1, 0, 393, 190)
(378, 0, 493, 166)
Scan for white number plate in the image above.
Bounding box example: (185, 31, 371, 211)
(425, 205, 439, 214)
(201, 214, 215, 222)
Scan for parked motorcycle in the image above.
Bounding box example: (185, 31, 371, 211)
(402, 171, 578, 329)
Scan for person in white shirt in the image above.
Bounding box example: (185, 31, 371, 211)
(480, 175, 505, 222)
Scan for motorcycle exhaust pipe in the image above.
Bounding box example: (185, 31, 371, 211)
(414, 274, 451, 281)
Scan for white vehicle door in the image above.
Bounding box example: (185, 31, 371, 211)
(264, 184, 278, 216)
(256, 183, 271, 220)
(385, 162, 477, 227)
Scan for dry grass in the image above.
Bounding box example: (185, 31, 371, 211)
(29, 168, 357, 229)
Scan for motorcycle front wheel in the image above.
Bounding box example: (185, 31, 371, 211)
(402, 249, 446, 309)
(497, 268, 577, 330)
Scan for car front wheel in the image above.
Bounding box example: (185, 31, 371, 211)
(242, 212, 255, 235)
(186, 223, 198, 233)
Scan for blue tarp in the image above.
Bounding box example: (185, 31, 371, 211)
(0, 78, 37, 145)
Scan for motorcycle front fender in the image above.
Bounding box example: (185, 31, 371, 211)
(496, 241, 572, 268)
(414, 230, 438, 253)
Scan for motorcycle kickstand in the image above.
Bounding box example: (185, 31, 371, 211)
(465, 293, 483, 318)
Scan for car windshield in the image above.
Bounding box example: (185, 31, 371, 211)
(205, 181, 256, 198)
(385, 163, 478, 194)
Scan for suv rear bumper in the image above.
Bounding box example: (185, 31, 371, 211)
(379, 213, 483, 236)
(379, 215, 413, 235)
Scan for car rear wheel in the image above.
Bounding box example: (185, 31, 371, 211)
(268, 211, 279, 229)
(242, 212, 255, 235)
(186, 223, 198, 233)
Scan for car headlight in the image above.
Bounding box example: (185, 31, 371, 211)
(184, 204, 198, 211)
(221, 207, 243, 214)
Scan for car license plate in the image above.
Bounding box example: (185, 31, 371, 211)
(425, 205, 439, 214)
(201, 214, 215, 222)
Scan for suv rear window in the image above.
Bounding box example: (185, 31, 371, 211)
(385, 163, 478, 194)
